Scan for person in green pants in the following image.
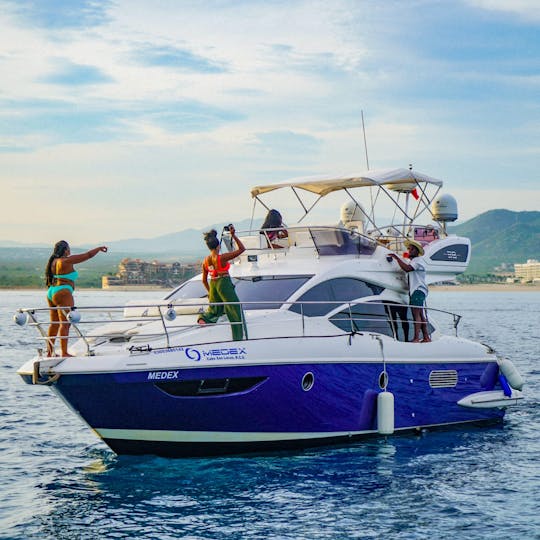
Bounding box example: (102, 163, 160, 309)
(197, 225, 246, 340)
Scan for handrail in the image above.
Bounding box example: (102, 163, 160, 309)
(236, 223, 446, 254)
(15, 299, 463, 356)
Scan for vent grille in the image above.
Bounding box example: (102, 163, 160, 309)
(429, 370, 458, 388)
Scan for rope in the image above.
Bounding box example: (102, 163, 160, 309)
(33, 373, 61, 386)
(32, 361, 61, 385)
(374, 335, 388, 390)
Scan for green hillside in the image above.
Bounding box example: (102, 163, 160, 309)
(1, 210, 538, 286)
(449, 210, 540, 273)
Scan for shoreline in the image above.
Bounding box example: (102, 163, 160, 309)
(431, 283, 539, 292)
(2, 284, 539, 293)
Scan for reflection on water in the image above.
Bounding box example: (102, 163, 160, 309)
(0, 290, 539, 539)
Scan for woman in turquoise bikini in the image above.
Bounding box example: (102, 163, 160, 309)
(197, 226, 246, 341)
(45, 240, 108, 357)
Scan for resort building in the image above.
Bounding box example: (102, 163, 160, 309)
(102, 258, 199, 288)
(513, 259, 540, 283)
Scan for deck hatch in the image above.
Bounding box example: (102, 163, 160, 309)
(155, 376, 267, 397)
(429, 370, 458, 388)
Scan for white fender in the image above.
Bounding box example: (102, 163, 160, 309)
(498, 359, 524, 391)
(377, 391, 395, 435)
(67, 309, 81, 324)
(164, 307, 177, 321)
(13, 312, 28, 326)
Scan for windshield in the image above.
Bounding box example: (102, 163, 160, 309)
(165, 274, 312, 309)
(164, 279, 207, 301)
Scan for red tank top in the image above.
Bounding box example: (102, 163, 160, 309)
(204, 254, 230, 279)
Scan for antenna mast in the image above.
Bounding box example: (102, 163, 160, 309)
(361, 110, 370, 170)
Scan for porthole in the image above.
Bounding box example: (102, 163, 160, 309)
(302, 372, 314, 391)
(378, 371, 388, 390)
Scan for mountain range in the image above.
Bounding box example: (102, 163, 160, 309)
(1, 211, 538, 274)
(448, 209, 540, 273)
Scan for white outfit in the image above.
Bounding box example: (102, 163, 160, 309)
(408, 257, 428, 296)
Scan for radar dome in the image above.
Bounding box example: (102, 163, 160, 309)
(431, 194, 458, 222)
(340, 201, 367, 225)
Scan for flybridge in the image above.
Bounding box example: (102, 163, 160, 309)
(249, 167, 450, 239)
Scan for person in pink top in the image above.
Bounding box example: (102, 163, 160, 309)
(197, 226, 246, 340)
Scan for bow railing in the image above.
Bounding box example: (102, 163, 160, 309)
(14, 299, 462, 357)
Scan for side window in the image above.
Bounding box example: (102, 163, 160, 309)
(290, 278, 384, 317)
(330, 302, 394, 337)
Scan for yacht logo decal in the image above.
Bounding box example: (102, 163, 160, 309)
(185, 347, 201, 361)
(185, 347, 247, 361)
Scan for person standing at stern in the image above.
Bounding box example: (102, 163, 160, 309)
(197, 226, 246, 341)
(45, 240, 108, 357)
(388, 239, 431, 343)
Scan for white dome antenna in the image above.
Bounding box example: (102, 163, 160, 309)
(431, 194, 458, 222)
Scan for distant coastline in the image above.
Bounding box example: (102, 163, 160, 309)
(431, 283, 539, 292)
(3, 283, 538, 293)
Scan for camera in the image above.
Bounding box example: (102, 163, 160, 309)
(386, 255, 393, 262)
(223, 224, 233, 232)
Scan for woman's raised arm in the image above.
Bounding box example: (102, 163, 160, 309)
(64, 246, 108, 265)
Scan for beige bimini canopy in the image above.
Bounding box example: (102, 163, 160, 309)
(251, 168, 443, 198)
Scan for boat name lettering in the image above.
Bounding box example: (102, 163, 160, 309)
(153, 346, 185, 355)
(147, 370, 179, 380)
(184, 347, 247, 361)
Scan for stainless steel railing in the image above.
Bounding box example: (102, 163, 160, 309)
(14, 299, 462, 357)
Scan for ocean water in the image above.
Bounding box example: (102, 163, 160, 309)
(0, 289, 539, 539)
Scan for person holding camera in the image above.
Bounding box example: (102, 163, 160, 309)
(197, 225, 246, 341)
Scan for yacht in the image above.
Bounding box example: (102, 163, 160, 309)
(15, 168, 525, 457)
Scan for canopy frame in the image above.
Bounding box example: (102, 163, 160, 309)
(250, 168, 444, 237)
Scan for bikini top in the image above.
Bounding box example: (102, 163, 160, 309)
(204, 254, 230, 279)
(53, 270, 79, 282)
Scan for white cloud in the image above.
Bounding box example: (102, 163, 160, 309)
(0, 0, 538, 244)
(465, 0, 540, 21)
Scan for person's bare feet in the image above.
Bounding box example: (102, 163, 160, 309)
(421, 338, 432, 343)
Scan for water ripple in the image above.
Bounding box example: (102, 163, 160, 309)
(0, 290, 539, 539)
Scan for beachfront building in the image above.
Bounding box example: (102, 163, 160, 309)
(102, 258, 199, 288)
(513, 259, 540, 283)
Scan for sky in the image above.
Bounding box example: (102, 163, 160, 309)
(0, 0, 538, 245)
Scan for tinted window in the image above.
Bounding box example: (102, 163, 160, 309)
(310, 228, 377, 256)
(234, 275, 312, 310)
(164, 279, 207, 301)
(166, 275, 311, 309)
(329, 302, 394, 337)
(290, 278, 384, 317)
(430, 243, 469, 262)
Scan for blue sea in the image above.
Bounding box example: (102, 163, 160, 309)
(1, 289, 539, 539)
